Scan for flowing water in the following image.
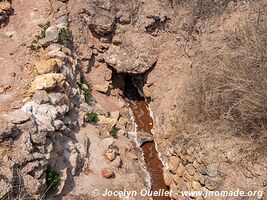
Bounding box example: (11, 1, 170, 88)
(123, 75, 170, 200)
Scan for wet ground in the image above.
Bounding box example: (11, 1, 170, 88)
(123, 75, 170, 200)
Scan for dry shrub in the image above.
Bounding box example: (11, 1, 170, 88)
(176, 18, 267, 138)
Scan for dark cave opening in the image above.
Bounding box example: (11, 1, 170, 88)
(111, 70, 145, 101)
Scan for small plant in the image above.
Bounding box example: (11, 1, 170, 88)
(46, 167, 60, 190)
(80, 74, 89, 85)
(110, 127, 119, 138)
(35, 21, 51, 41)
(77, 75, 92, 103)
(28, 43, 37, 50)
(82, 87, 92, 102)
(58, 27, 72, 46)
(86, 112, 98, 123)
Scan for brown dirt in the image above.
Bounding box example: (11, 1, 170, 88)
(0, 0, 51, 112)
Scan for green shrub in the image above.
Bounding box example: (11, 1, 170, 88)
(46, 167, 60, 189)
(82, 87, 92, 102)
(28, 43, 37, 50)
(58, 27, 72, 46)
(77, 75, 92, 103)
(80, 74, 89, 85)
(35, 21, 51, 41)
(86, 112, 98, 123)
(110, 127, 119, 138)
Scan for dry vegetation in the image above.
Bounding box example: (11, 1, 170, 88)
(175, 14, 267, 143)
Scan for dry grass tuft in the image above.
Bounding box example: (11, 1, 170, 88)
(175, 17, 267, 140)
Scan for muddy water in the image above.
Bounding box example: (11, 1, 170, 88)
(127, 99, 170, 200)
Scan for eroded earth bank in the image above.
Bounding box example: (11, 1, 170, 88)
(0, 0, 266, 200)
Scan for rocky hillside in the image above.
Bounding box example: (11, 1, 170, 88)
(0, 0, 266, 199)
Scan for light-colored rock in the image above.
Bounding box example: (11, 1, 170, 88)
(111, 156, 123, 168)
(192, 180, 202, 190)
(47, 43, 62, 52)
(3, 109, 29, 124)
(5, 31, 16, 38)
(23, 175, 43, 195)
(0, 2, 11, 11)
(163, 171, 173, 186)
(205, 163, 219, 177)
(22, 102, 59, 131)
(119, 107, 129, 118)
(39, 26, 59, 47)
(99, 138, 114, 151)
(169, 156, 180, 173)
(186, 164, 196, 176)
(101, 168, 114, 179)
(110, 110, 120, 121)
(176, 163, 186, 177)
(105, 149, 116, 161)
(48, 92, 68, 105)
(53, 119, 64, 130)
(143, 84, 151, 97)
(55, 168, 67, 195)
(32, 90, 50, 104)
(30, 73, 66, 92)
(116, 117, 128, 127)
(137, 131, 153, 146)
(89, 13, 115, 36)
(35, 59, 60, 75)
(47, 49, 66, 59)
(98, 115, 117, 133)
(112, 36, 122, 45)
(106, 33, 157, 74)
(94, 82, 109, 93)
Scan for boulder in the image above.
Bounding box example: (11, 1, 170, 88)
(89, 13, 115, 36)
(106, 33, 157, 74)
(69, 152, 80, 176)
(35, 59, 60, 75)
(39, 26, 59, 47)
(30, 73, 66, 92)
(22, 102, 59, 131)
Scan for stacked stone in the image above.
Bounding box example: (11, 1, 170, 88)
(0, 0, 84, 198)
